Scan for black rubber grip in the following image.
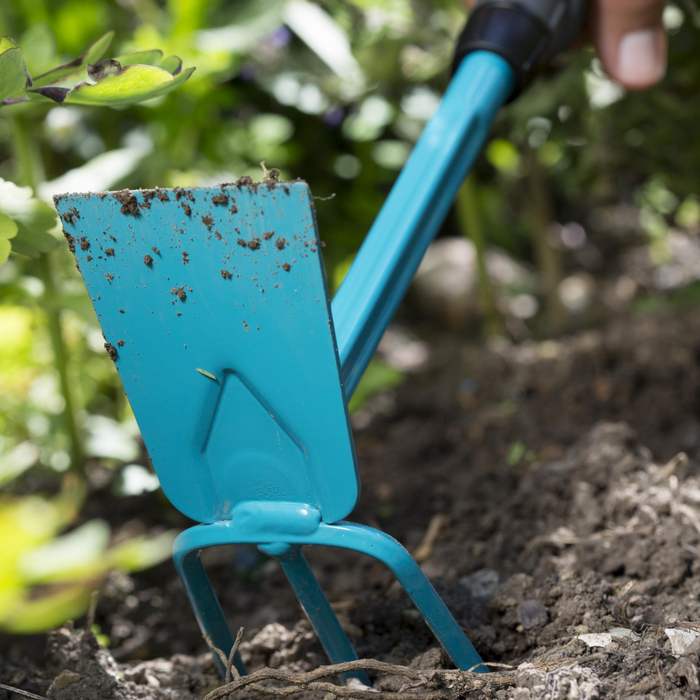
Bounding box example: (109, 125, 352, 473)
(453, 0, 588, 99)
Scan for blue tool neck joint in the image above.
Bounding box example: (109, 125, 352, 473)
(453, 0, 587, 99)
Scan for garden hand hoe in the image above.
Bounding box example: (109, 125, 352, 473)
(55, 0, 587, 685)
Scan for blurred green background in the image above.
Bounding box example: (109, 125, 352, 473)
(1, 0, 699, 634)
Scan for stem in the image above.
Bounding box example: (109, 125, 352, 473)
(522, 143, 566, 335)
(455, 174, 503, 337)
(13, 117, 84, 471)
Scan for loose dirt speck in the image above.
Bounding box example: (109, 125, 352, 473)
(237, 238, 247, 247)
(86, 255, 93, 261)
(143, 254, 153, 266)
(182, 251, 189, 265)
(247, 239, 261, 251)
(262, 231, 274, 240)
(236, 176, 253, 187)
(80, 237, 90, 251)
(229, 204, 238, 214)
(64, 232, 76, 253)
(156, 189, 170, 202)
(116, 340, 126, 347)
(211, 194, 228, 206)
(181, 202, 191, 216)
(282, 263, 291, 272)
(151, 247, 160, 255)
(275, 239, 286, 250)
(221, 270, 232, 279)
(105, 248, 115, 256)
(114, 190, 140, 216)
(119, 309, 124, 313)
(104, 273, 114, 281)
(201, 215, 214, 231)
(104, 343, 117, 361)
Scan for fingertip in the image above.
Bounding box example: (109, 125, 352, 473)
(614, 27, 667, 90)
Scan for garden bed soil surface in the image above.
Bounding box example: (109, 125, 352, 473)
(4, 306, 700, 698)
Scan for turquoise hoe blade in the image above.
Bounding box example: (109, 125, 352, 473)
(55, 182, 360, 525)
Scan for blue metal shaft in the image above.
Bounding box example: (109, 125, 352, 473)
(332, 51, 514, 397)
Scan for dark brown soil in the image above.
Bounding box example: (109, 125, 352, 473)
(4, 308, 700, 699)
(276, 239, 286, 250)
(63, 231, 75, 253)
(79, 237, 90, 251)
(114, 190, 140, 216)
(182, 203, 192, 216)
(211, 194, 228, 206)
(103, 343, 117, 361)
(201, 216, 214, 231)
(282, 262, 291, 271)
(105, 248, 115, 256)
(143, 255, 153, 266)
(263, 231, 275, 241)
(247, 239, 260, 251)
(221, 270, 232, 279)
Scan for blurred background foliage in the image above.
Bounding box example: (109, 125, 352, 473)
(1, 0, 700, 635)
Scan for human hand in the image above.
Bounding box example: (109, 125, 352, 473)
(463, 0, 667, 90)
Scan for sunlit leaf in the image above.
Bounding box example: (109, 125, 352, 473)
(0, 37, 32, 102)
(0, 178, 57, 233)
(19, 520, 110, 584)
(114, 49, 163, 68)
(31, 31, 114, 88)
(108, 531, 177, 572)
(37, 64, 196, 107)
(0, 238, 10, 266)
(0, 442, 38, 488)
(0, 212, 18, 240)
(0, 584, 93, 633)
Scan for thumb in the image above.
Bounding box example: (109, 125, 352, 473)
(592, 0, 667, 90)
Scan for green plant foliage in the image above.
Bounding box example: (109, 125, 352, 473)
(0, 472, 176, 634)
(0, 30, 194, 107)
(30, 31, 114, 89)
(0, 37, 32, 102)
(0, 178, 58, 260)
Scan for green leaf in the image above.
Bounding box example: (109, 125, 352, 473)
(11, 227, 59, 257)
(0, 37, 32, 102)
(0, 213, 18, 239)
(0, 238, 10, 266)
(31, 31, 114, 88)
(114, 49, 163, 68)
(19, 520, 110, 584)
(108, 531, 177, 572)
(0, 179, 57, 234)
(0, 179, 58, 259)
(159, 55, 183, 75)
(0, 584, 93, 633)
(0, 37, 18, 52)
(63, 64, 195, 106)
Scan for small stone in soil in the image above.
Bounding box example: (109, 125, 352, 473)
(517, 600, 549, 630)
